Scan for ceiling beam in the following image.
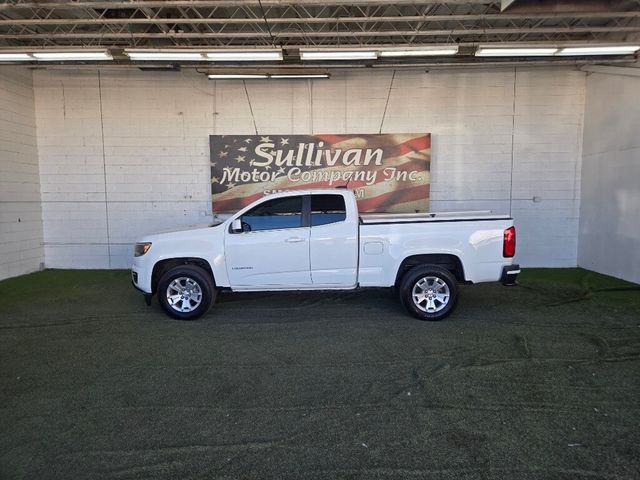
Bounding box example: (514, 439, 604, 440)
(0, 1, 494, 9)
(0, 57, 634, 69)
(0, 11, 637, 26)
(501, 0, 635, 13)
(1, 25, 638, 40)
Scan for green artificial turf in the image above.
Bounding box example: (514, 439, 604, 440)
(520, 268, 640, 308)
(0, 268, 639, 479)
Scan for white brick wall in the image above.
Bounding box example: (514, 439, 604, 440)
(34, 69, 214, 268)
(33, 67, 586, 269)
(511, 69, 584, 267)
(578, 72, 640, 284)
(0, 67, 44, 280)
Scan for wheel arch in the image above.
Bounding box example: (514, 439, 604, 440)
(152, 257, 215, 294)
(395, 253, 465, 288)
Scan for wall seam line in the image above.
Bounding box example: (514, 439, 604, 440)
(379, 69, 396, 134)
(509, 67, 517, 217)
(97, 70, 112, 268)
(243, 80, 259, 135)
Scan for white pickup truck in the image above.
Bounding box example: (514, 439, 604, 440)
(131, 189, 519, 321)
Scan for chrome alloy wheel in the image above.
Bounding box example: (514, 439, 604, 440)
(166, 277, 203, 313)
(412, 276, 450, 313)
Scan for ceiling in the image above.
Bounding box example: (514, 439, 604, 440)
(0, 0, 639, 67)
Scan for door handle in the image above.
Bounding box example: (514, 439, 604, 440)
(286, 237, 305, 243)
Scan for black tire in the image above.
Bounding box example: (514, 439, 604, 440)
(157, 264, 216, 320)
(399, 265, 459, 321)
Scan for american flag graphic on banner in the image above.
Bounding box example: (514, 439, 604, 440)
(210, 133, 430, 213)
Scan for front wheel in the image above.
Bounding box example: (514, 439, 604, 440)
(399, 265, 459, 321)
(157, 264, 216, 320)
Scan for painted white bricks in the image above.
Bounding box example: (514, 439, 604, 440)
(33, 69, 215, 268)
(578, 72, 640, 284)
(0, 67, 44, 280)
(510, 69, 585, 267)
(26, 66, 586, 271)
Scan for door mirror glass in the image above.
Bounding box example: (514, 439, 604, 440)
(231, 218, 243, 233)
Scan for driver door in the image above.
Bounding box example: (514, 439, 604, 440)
(224, 195, 311, 288)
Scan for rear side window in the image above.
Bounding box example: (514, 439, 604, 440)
(242, 196, 303, 231)
(311, 194, 346, 226)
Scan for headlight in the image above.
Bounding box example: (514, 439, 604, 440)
(134, 242, 152, 257)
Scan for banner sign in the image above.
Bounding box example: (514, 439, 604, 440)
(210, 133, 430, 213)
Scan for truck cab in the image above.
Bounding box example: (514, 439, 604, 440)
(225, 190, 359, 289)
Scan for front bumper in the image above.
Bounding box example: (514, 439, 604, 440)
(131, 259, 153, 294)
(131, 269, 153, 305)
(500, 264, 520, 286)
(131, 269, 144, 292)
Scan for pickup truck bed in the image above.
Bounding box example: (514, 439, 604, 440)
(360, 210, 507, 223)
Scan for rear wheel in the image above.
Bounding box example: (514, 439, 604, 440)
(399, 265, 458, 321)
(157, 265, 216, 320)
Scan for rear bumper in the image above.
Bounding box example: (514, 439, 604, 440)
(500, 264, 520, 286)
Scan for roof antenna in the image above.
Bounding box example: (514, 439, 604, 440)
(335, 179, 350, 190)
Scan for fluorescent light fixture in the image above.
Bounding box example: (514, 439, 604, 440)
(125, 50, 204, 61)
(300, 50, 378, 61)
(32, 51, 112, 61)
(205, 50, 282, 61)
(208, 74, 269, 79)
(476, 44, 639, 58)
(270, 74, 329, 79)
(0, 53, 32, 61)
(379, 47, 459, 57)
(557, 45, 640, 56)
(125, 49, 283, 62)
(476, 47, 558, 57)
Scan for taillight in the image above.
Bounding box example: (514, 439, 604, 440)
(503, 226, 516, 258)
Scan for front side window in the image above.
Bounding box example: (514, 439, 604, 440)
(311, 194, 346, 226)
(241, 196, 303, 232)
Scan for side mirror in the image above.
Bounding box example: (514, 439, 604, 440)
(231, 218, 243, 233)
